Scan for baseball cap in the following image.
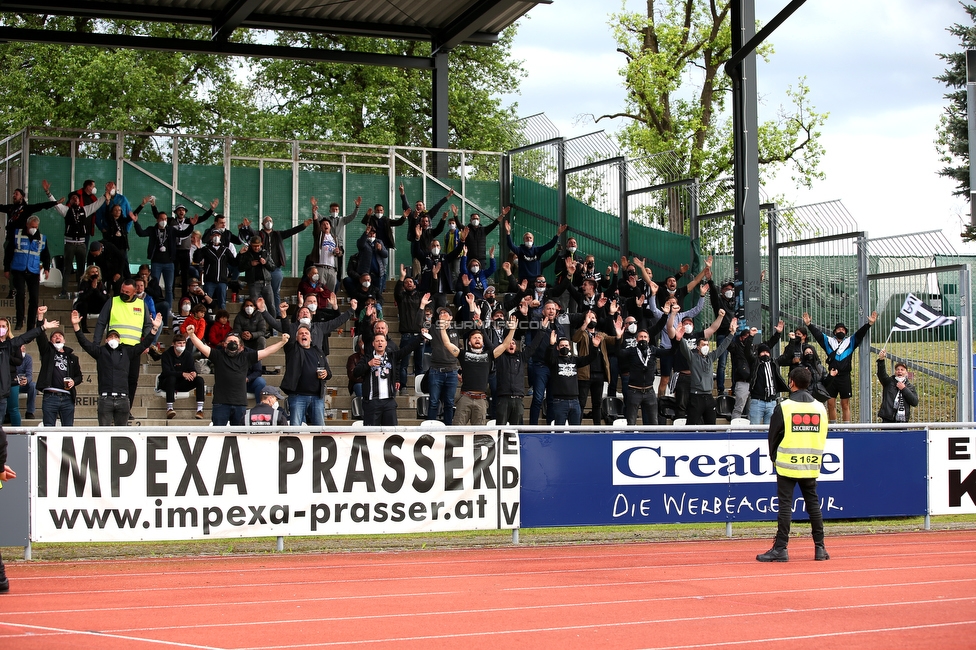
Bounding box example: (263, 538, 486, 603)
(261, 386, 286, 399)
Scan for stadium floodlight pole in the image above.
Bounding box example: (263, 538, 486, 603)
(726, 0, 806, 330)
(967, 50, 976, 226)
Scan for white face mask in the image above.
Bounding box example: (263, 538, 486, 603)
(107, 339, 120, 350)
(362, 281, 371, 289)
(263, 221, 273, 230)
(299, 317, 311, 326)
(724, 289, 734, 299)
(0, 327, 7, 337)
(683, 324, 693, 334)
(367, 237, 375, 244)
(307, 303, 317, 313)
(470, 218, 479, 227)
(109, 188, 117, 197)
(626, 323, 637, 334)
(469, 266, 480, 275)
(245, 306, 255, 315)
(181, 304, 191, 313)
(174, 345, 186, 355)
(700, 344, 710, 356)
(449, 223, 456, 231)
(566, 246, 577, 254)
(158, 220, 167, 229)
(27, 227, 37, 236)
(53, 341, 64, 351)
(211, 237, 221, 246)
(431, 247, 441, 255)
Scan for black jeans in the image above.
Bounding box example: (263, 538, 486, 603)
(11, 270, 39, 326)
(775, 474, 825, 548)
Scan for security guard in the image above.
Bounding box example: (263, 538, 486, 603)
(93, 279, 153, 417)
(757, 366, 830, 562)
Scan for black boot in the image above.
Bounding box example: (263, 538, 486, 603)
(815, 544, 830, 561)
(0, 557, 9, 593)
(756, 546, 789, 562)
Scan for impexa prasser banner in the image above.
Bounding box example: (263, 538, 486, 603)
(31, 430, 521, 542)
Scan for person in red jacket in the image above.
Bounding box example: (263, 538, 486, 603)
(207, 310, 232, 347)
(180, 303, 208, 340)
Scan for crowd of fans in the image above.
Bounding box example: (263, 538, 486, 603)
(0, 180, 915, 427)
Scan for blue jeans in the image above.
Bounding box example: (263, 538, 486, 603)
(248, 376, 267, 405)
(204, 281, 227, 309)
(550, 398, 582, 426)
(6, 385, 20, 426)
(288, 394, 324, 426)
(749, 398, 778, 425)
(270, 267, 283, 317)
(42, 391, 75, 426)
(528, 361, 549, 425)
(398, 333, 423, 388)
(427, 368, 458, 424)
(212, 403, 246, 426)
(151, 262, 175, 309)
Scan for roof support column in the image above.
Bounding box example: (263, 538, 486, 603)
(432, 50, 450, 178)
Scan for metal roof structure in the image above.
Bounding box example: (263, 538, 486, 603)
(0, 1, 548, 162)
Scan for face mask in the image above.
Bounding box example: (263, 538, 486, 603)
(331, 210, 339, 218)
(53, 342, 64, 351)
(469, 266, 480, 275)
(362, 281, 371, 289)
(449, 223, 456, 231)
(724, 290, 734, 299)
(367, 237, 375, 244)
(558, 347, 571, 357)
(524, 240, 533, 247)
(586, 262, 594, 269)
(376, 212, 384, 218)
(311, 273, 320, 283)
(469, 344, 483, 353)
(212, 237, 221, 246)
(307, 303, 317, 313)
(760, 354, 770, 362)
(299, 317, 311, 326)
(264, 221, 272, 230)
(0, 327, 6, 337)
(626, 324, 637, 334)
(181, 304, 191, 313)
(226, 341, 240, 352)
(27, 227, 37, 236)
(804, 352, 814, 358)
(835, 331, 846, 340)
(431, 247, 441, 256)
(109, 188, 117, 197)
(174, 345, 186, 355)
(683, 324, 693, 334)
(122, 293, 136, 303)
(637, 340, 649, 351)
(158, 220, 167, 229)
(566, 246, 577, 254)
(107, 339, 120, 350)
(245, 306, 255, 315)
(667, 288, 676, 295)
(700, 344, 710, 356)
(470, 218, 479, 227)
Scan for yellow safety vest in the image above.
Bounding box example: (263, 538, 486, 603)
(775, 399, 829, 479)
(107, 296, 146, 346)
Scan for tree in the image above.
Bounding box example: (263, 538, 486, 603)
(0, 14, 259, 163)
(935, 2, 976, 241)
(598, 1, 827, 234)
(252, 27, 525, 172)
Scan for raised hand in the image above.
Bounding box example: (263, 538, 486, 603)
(775, 320, 785, 333)
(281, 333, 290, 344)
(348, 298, 358, 311)
(802, 312, 812, 325)
(42, 179, 51, 193)
(557, 224, 568, 235)
(279, 301, 290, 316)
(310, 196, 318, 209)
(256, 297, 266, 311)
(71, 310, 82, 326)
(868, 310, 878, 326)
(210, 198, 219, 210)
(355, 196, 362, 207)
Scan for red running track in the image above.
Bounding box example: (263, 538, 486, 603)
(0, 530, 974, 649)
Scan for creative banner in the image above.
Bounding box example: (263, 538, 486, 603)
(520, 430, 927, 527)
(928, 429, 976, 515)
(30, 430, 521, 542)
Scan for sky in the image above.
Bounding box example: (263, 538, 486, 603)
(502, 0, 975, 253)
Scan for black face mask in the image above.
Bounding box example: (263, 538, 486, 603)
(637, 340, 649, 351)
(834, 331, 846, 340)
(122, 293, 136, 303)
(760, 354, 770, 362)
(226, 341, 240, 352)
(558, 347, 571, 357)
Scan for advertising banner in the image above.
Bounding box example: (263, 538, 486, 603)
(520, 430, 926, 527)
(30, 430, 521, 542)
(928, 429, 976, 515)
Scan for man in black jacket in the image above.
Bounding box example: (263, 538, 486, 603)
(131, 202, 179, 310)
(394, 266, 425, 393)
(238, 236, 276, 308)
(493, 316, 547, 426)
(44, 179, 105, 299)
(160, 333, 206, 420)
(72, 309, 162, 426)
(354, 332, 423, 426)
(619, 328, 661, 425)
(241, 213, 314, 316)
(34, 323, 84, 427)
(876, 350, 919, 423)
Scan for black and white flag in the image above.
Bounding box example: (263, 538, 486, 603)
(892, 293, 956, 332)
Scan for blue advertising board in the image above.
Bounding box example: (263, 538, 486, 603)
(519, 430, 927, 527)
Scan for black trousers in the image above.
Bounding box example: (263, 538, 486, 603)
(364, 397, 398, 426)
(775, 474, 825, 548)
(11, 270, 39, 326)
(578, 374, 605, 424)
(687, 392, 717, 426)
(625, 387, 658, 425)
(673, 373, 691, 418)
(163, 375, 206, 402)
